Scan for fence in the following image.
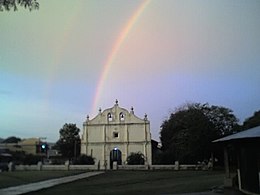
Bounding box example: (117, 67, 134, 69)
(9, 161, 209, 171)
(11, 162, 98, 171)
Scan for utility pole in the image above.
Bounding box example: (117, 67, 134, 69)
(74, 140, 77, 160)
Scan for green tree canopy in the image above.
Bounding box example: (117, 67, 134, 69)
(200, 104, 238, 136)
(160, 103, 239, 164)
(0, 0, 39, 11)
(242, 110, 260, 130)
(54, 123, 81, 159)
(127, 152, 145, 165)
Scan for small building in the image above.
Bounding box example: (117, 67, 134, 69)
(81, 100, 152, 169)
(19, 138, 41, 154)
(213, 126, 260, 195)
(0, 138, 47, 155)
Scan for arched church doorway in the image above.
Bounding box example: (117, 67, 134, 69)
(110, 148, 122, 169)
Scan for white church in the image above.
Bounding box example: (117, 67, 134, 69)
(81, 100, 152, 169)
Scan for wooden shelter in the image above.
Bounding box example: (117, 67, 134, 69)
(213, 126, 260, 194)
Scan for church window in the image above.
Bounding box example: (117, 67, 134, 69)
(113, 132, 119, 138)
(108, 113, 113, 121)
(119, 112, 125, 121)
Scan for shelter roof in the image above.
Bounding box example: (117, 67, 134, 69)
(213, 125, 260, 143)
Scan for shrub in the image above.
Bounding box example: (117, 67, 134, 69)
(23, 154, 42, 165)
(127, 152, 145, 165)
(73, 155, 95, 165)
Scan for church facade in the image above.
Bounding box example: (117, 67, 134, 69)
(81, 100, 152, 169)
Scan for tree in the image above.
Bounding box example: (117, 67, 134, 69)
(242, 110, 260, 130)
(160, 103, 239, 164)
(0, 0, 39, 11)
(200, 104, 239, 136)
(2, 136, 21, 143)
(55, 123, 81, 159)
(126, 152, 145, 165)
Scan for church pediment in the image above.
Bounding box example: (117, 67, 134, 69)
(86, 100, 148, 125)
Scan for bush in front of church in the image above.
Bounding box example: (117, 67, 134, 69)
(126, 152, 145, 165)
(73, 155, 95, 165)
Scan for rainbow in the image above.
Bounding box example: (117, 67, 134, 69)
(91, 0, 151, 115)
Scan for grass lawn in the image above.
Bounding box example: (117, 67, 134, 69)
(26, 170, 224, 195)
(0, 170, 85, 189)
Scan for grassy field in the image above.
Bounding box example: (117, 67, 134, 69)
(0, 170, 85, 189)
(25, 170, 224, 195)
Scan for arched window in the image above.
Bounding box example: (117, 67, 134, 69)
(108, 113, 113, 121)
(119, 112, 125, 121)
